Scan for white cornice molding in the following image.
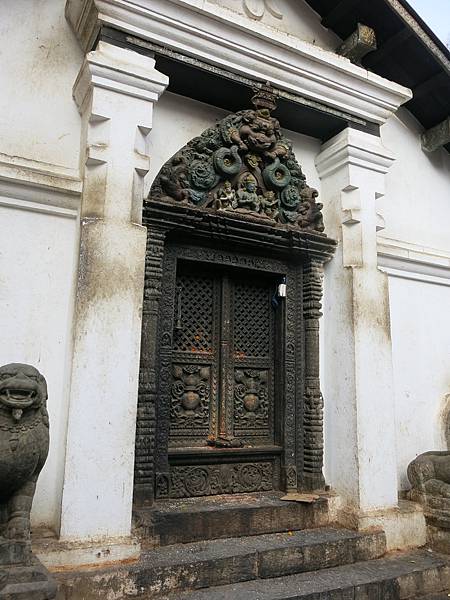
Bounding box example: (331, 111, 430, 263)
(73, 41, 168, 112)
(0, 154, 81, 215)
(378, 236, 450, 285)
(66, 0, 412, 126)
(315, 128, 395, 180)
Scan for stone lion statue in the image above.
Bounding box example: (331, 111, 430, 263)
(0, 363, 49, 545)
(408, 451, 450, 499)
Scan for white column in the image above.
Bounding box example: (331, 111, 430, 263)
(60, 42, 168, 544)
(316, 128, 398, 514)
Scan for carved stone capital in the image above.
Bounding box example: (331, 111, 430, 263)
(73, 41, 168, 114)
(315, 128, 395, 184)
(72, 41, 168, 223)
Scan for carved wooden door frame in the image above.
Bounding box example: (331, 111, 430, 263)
(133, 85, 335, 506)
(133, 201, 335, 506)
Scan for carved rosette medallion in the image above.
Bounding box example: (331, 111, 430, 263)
(234, 369, 269, 429)
(241, 0, 283, 20)
(149, 84, 324, 233)
(170, 364, 211, 433)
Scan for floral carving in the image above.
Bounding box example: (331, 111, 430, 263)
(149, 84, 324, 233)
(170, 365, 211, 433)
(234, 369, 269, 430)
(170, 462, 273, 498)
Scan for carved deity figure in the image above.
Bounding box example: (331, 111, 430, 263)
(214, 180, 235, 211)
(233, 175, 261, 213)
(260, 191, 279, 220)
(229, 110, 286, 162)
(0, 363, 56, 598)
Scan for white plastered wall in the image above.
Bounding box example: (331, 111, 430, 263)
(388, 275, 450, 491)
(380, 109, 450, 250)
(379, 110, 450, 492)
(0, 203, 78, 530)
(0, 0, 82, 171)
(0, 0, 82, 530)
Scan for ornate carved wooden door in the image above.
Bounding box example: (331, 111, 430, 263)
(166, 259, 281, 498)
(134, 85, 335, 507)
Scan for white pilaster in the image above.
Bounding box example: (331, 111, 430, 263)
(60, 41, 168, 543)
(316, 128, 398, 515)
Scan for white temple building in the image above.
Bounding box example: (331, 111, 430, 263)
(1, 0, 450, 596)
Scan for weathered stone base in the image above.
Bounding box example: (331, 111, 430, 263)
(168, 551, 450, 599)
(28, 493, 450, 599)
(134, 492, 330, 547)
(338, 500, 427, 551)
(409, 490, 450, 554)
(428, 525, 450, 554)
(54, 526, 386, 599)
(52, 545, 450, 600)
(0, 558, 57, 599)
(0, 539, 31, 566)
(33, 534, 140, 570)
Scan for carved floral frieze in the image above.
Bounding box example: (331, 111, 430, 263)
(169, 462, 273, 498)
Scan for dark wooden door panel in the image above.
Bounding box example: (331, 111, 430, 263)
(231, 275, 275, 445)
(169, 265, 219, 447)
(167, 260, 282, 496)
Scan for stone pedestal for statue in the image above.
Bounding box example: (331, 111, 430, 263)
(0, 364, 57, 599)
(408, 451, 450, 554)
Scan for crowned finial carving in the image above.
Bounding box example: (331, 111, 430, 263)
(251, 82, 278, 113)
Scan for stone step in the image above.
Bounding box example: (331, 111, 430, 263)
(135, 492, 329, 546)
(415, 595, 450, 599)
(136, 527, 385, 597)
(0, 562, 57, 599)
(165, 550, 450, 600)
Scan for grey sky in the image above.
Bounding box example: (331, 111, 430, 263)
(406, 0, 450, 47)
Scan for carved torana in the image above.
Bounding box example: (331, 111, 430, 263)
(149, 84, 324, 233)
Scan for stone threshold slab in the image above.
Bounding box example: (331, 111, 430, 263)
(135, 492, 330, 545)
